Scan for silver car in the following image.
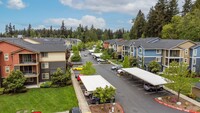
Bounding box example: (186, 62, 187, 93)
(143, 83, 163, 92)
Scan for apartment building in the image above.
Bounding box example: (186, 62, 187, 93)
(104, 38, 199, 73)
(0, 38, 67, 85)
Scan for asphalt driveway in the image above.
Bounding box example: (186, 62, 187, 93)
(80, 50, 185, 113)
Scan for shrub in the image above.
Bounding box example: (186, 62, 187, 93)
(71, 55, 81, 62)
(0, 88, 4, 95)
(40, 81, 52, 88)
(16, 87, 27, 93)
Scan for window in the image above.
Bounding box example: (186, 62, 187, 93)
(139, 57, 142, 61)
(131, 47, 134, 52)
(185, 49, 188, 55)
(26, 78, 34, 82)
(4, 53, 9, 61)
(193, 49, 197, 56)
(5, 66, 10, 73)
(156, 50, 162, 54)
(41, 62, 49, 69)
(192, 67, 196, 72)
(156, 57, 161, 62)
(42, 73, 50, 80)
(139, 48, 142, 53)
(193, 58, 196, 65)
(41, 52, 48, 57)
(184, 58, 188, 63)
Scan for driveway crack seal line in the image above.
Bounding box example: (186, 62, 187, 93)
(154, 98, 200, 113)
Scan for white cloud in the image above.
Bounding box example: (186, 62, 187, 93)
(59, 0, 194, 15)
(0, 1, 3, 5)
(59, 0, 158, 15)
(7, 0, 26, 10)
(45, 15, 106, 29)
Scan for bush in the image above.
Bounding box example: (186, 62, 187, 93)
(0, 88, 4, 95)
(16, 87, 27, 93)
(187, 93, 197, 99)
(71, 55, 81, 62)
(40, 81, 52, 88)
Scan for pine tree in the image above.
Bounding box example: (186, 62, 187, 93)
(27, 24, 32, 37)
(192, 0, 200, 10)
(60, 20, 66, 37)
(166, 0, 179, 22)
(182, 0, 192, 16)
(145, 7, 157, 37)
(129, 10, 146, 39)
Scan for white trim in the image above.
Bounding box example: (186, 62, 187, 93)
(4, 53, 9, 61)
(144, 56, 162, 58)
(192, 67, 196, 72)
(190, 57, 200, 58)
(193, 49, 197, 57)
(165, 57, 183, 59)
(41, 62, 49, 69)
(193, 58, 196, 65)
(156, 57, 161, 62)
(5, 66, 10, 73)
(42, 73, 50, 80)
(156, 49, 162, 54)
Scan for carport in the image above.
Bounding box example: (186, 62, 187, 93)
(80, 75, 115, 92)
(121, 67, 171, 86)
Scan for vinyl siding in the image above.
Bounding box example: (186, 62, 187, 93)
(145, 50, 162, 56)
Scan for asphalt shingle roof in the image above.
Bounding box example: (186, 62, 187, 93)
(0, 38, 66, 52)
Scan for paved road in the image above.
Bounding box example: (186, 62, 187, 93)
(80, 51, 185, 113)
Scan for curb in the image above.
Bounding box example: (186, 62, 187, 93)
(155, 98, 200, 113)
(117, 102, 125, 113)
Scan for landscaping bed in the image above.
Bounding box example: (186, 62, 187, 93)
(0, 86, 78, 113)
(155, 95, 200, 112)
(90, 103, 124, 113)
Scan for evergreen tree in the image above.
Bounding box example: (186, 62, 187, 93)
(27, 24, 32, 37)
(166, 0, 179, 22)
(192, 0, 200, 10)
(60, 20, 66, 37)
(145, 7, 157, 37)
(129, 10, 146, 39)
(182, 0, 192, 16)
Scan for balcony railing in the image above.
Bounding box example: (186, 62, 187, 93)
(20, 59, 36, 64)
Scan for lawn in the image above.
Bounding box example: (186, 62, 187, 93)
(109, 59, 123, 65)
(0, 86, 78, 113)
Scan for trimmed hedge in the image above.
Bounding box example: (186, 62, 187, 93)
(0, 88, 4, 95)
(40, 81, 52, 88)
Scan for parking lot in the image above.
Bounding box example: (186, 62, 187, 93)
(78, 50, 186, 113)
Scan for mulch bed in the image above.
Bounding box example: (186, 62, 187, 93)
(156, 95, 200, 112)
(89, 103, 124, 113)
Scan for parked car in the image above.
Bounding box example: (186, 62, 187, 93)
(97, 58, 106, 62)
(117, 69, 124, 74)
(77, 74, 83, 81)
(143, 83, 163, 92)
(111, 65, 122, 70)
(90, 95, 115, 104)
(72, 66, 83, 71)
(69, 107, 81, 113)
(84, 54, 87, 57)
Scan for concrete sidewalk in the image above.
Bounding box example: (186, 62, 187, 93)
(71, 70, 91, 113)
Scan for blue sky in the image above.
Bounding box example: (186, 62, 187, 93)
(0, 0, 190, 33)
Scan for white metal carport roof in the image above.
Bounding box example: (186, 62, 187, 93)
(121, 67, 171, 86)
(92, 53, 102, 58)
(80, 75, 115, 92)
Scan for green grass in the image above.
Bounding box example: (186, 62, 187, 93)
(0, 86, 78, 113)
(110, 59, 123, 65)
(162, 75, 200, 95)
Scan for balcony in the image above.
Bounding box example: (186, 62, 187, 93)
(166, 50, 181, 57)
(16, 54, 38, 66)
(23, 72, 38, 78)
(20, 66, 38, 78)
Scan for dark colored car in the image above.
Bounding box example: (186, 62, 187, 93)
(69, 107, 81, 113)
(90, 96, 115, 104)
(143, 83, 163, 92)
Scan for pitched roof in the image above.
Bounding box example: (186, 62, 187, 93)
(191, 42, 200, 49)
(135, 38, 187, 49)
(0, 38, 66, 52)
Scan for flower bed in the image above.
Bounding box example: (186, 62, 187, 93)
(155, 95, 200, 113)
(90, 103, 124, 113)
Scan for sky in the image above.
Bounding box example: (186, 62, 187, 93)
(0, 0, 194, 33)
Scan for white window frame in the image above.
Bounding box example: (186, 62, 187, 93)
(185, 49, 188, 55)
(193, 58, 196, 65)
(41, 62, 49, 69)
(193, 49, 197, 57)
(139, 48, 142, 53)
(42, 73, 50, 80)
(4, 53, 9, 61)
(5, 66, 10, 73)
(139, 57, 142, 62)
(156, 49, 162, 54)
(41, 52, 48, 58)
(156, 57, 161, 62)
(192, 67, 196, 72)
(184, 58, 188, 63)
